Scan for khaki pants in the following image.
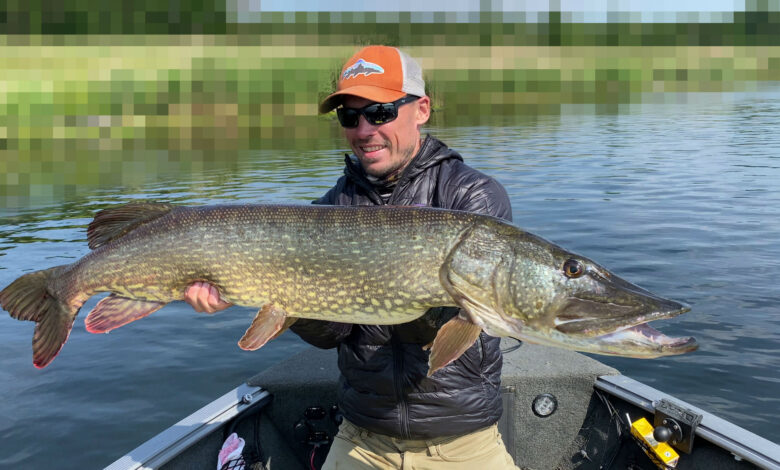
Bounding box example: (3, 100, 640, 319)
(322, 419, 519, 470)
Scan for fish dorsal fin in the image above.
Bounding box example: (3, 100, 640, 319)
(87, 203, 175, 249)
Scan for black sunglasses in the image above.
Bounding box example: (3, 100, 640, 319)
(336, 95, 419, 128)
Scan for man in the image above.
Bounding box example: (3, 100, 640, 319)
(186, 45, 517, 469)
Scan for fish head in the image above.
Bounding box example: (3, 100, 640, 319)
(492, 232, 698, 358)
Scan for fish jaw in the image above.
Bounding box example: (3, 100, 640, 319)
(508, 320, 698, 358)
(590, 322, 699, 358)
(550, 265, 692, 338)
(532, 267, 699, 357)
(487, 233, 700, 358)
(473, 285, 699, 358)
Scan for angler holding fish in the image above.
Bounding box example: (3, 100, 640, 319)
(185, 45, 694, 469)
(1, 46, 697, 470)
(186, 45, 522, 469)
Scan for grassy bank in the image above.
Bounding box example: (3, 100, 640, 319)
(2, 37, 779, 147)
(1, 36, 779, 203)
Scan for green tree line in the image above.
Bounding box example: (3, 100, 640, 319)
(0, 0, 778, 46)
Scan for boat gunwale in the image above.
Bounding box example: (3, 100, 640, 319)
(105, 383, 269, 470)
(595, 374, 780, 469)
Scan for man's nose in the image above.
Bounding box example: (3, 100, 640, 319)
(353, 114, 378, 137)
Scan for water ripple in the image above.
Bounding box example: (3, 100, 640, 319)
(1, 91, 779, 468)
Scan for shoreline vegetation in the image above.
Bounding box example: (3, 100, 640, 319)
(1, 6, 779, 202)
(2, 38, 779, 204)
(2, 37, 779, 147)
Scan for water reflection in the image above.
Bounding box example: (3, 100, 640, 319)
(0, 91, 779, 469)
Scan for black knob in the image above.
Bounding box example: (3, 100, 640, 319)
(293, 419, 310, 442)
(653, 425, 673, 443)
(331, 404, 343, 426)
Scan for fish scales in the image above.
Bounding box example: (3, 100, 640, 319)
(59, 204, 467, 323)
(1, 202, 698, 371)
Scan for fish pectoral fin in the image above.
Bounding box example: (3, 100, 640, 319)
(271, 317, 297, 341)
(238, 304, 292, 351)
(424, 313, 483, 377)
(85, 294, 166, 334)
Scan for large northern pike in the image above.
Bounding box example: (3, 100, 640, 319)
(1, 203, 697, 373)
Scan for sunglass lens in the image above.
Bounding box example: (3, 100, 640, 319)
(337, 100, 404, 128)
(364, 103, 397, 125)
(337, 108, 360, 128)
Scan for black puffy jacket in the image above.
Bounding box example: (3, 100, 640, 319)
(290, 134, 513, 439)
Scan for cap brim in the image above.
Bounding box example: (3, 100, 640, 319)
(319, 86, 407, 114)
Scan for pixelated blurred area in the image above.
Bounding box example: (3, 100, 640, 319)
(1, 1, 779, 204)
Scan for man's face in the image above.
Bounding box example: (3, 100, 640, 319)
(342, 95, 431, 181)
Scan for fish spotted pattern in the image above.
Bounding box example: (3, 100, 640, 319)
(0, 203, 698, 373)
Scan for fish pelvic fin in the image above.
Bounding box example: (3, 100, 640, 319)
(87, 202, 175, 249)
(238, 304, 297, 351)
(0, 265, 78, 369)
(85, 294, 166, 333)
(424, 313, 482, 377)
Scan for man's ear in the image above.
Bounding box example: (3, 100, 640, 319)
(415, 96, 431, 126)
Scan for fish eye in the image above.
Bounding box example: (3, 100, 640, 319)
(563, 259, 584, 278)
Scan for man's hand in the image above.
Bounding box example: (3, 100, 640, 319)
(184, 281, 233, 313)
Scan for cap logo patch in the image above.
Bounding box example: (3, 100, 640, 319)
(342, 59, 384, 80)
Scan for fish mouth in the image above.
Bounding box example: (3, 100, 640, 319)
(513, 309, 698, 358)
(553, 268, 692, 337)
(553, 294, 690, 336)
(542, 271, 698, 357)
(592, 321, 699, 356)
(547, 307, 699, 357)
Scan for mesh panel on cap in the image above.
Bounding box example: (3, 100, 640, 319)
(398, 50, 426, 97)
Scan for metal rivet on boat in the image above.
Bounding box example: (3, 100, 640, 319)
(532, 393, 558, 417)
(240, 393, 253, 404)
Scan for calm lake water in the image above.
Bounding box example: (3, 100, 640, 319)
(1, 89, 779, 468)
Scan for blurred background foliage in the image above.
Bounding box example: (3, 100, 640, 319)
(1, 0, 779, 204)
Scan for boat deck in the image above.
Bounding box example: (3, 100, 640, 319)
(109, 339, 779, 469)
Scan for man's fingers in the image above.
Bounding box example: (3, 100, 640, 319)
(207, 284, 220, 306)
(183, 281, 233, 313)
(185, 281, 214, 313)
(197, 284, 216, 313)
(206, 284, 234, 311)
(184, 283, 204, 312)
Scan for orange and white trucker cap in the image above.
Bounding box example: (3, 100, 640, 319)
(319, 45, 426, 113)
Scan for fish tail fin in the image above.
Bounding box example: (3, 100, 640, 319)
(0, 265, 79, 368)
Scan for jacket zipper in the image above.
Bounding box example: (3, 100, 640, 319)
(477, 334, 489, 384)
(391, 334, 412, 439)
